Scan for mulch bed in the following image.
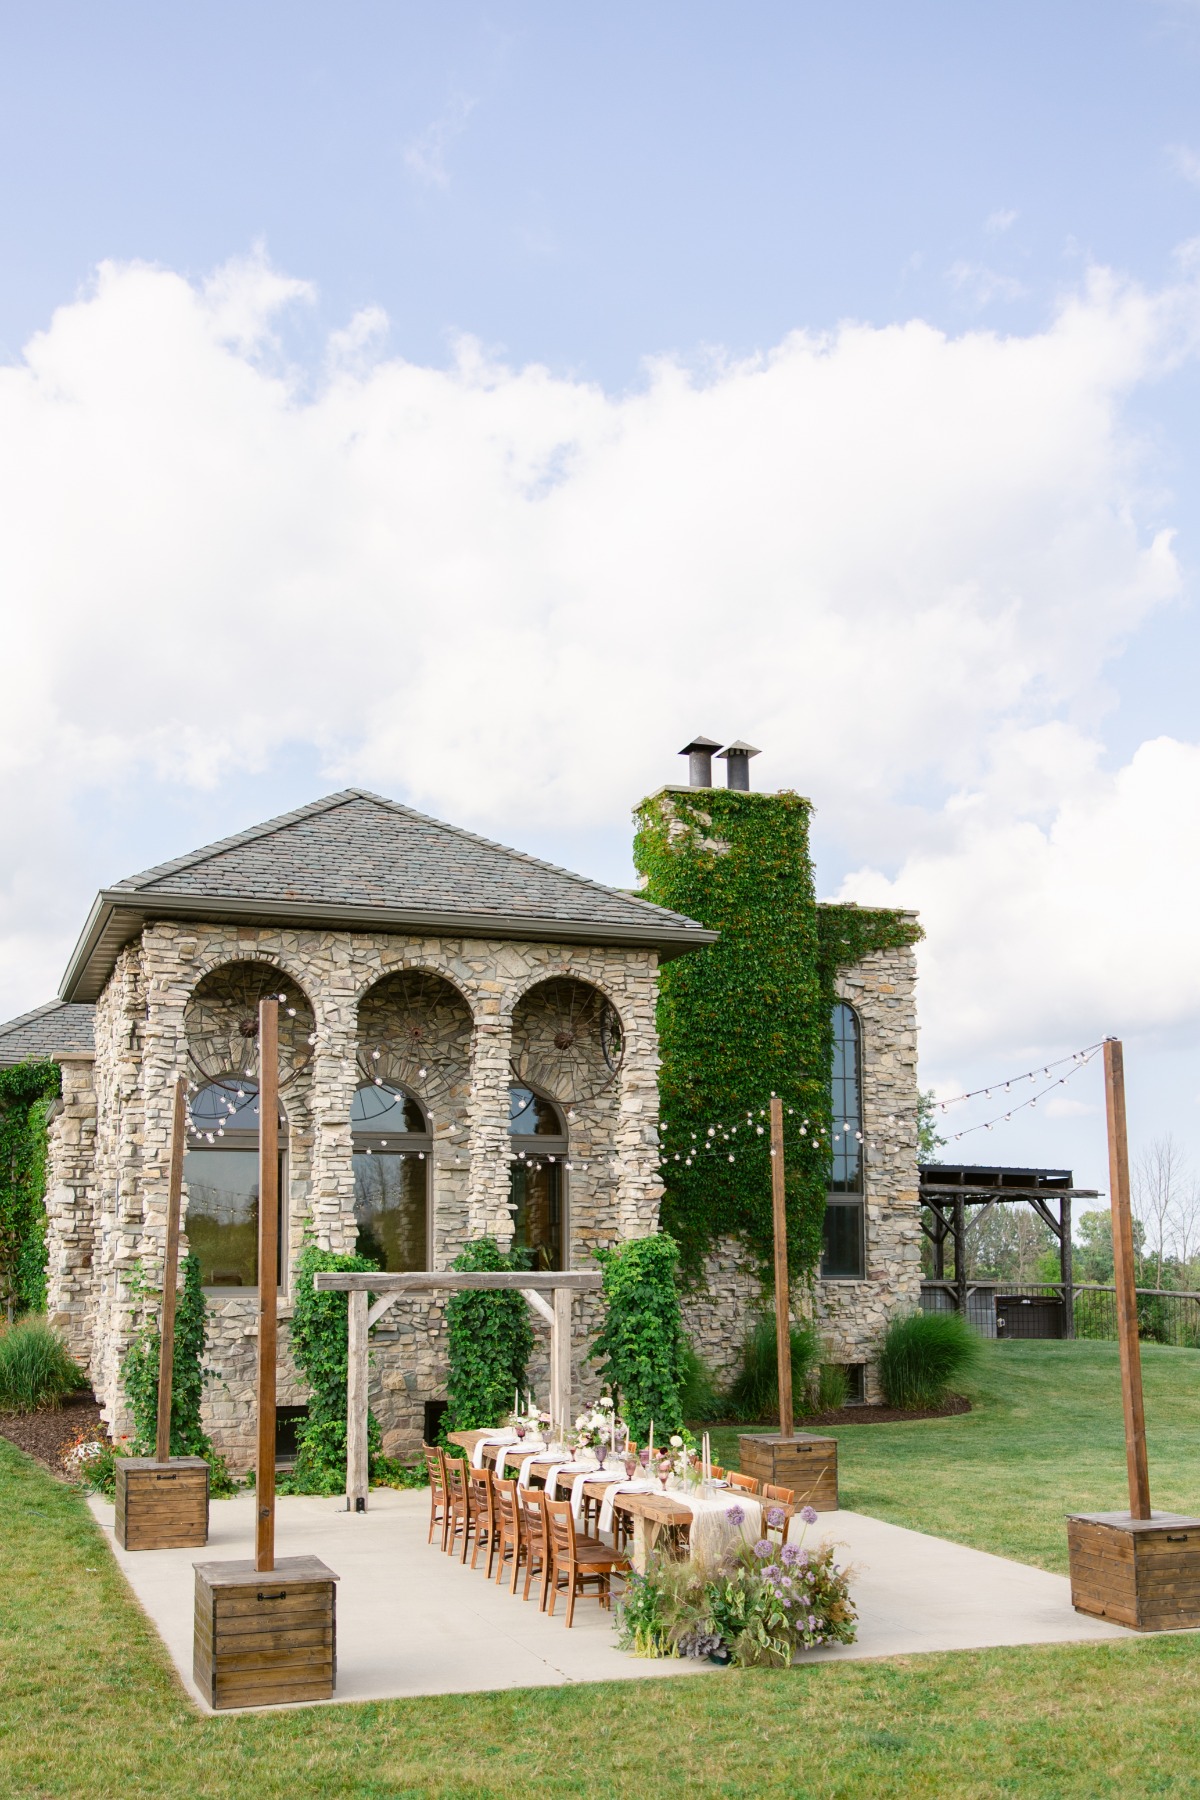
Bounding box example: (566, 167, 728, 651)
(708, 1395, 972, 1429)
(0, 1391, 107, 1479)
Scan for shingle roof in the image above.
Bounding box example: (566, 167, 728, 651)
(60, 790, 716, 1002)
(112, 790, 701, 929)
(0, 1000, 95, 1065)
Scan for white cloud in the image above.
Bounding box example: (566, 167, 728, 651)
(1168, 143, 1200, 188)
(0, 251, 1198, 1067)
(985, 209, 1018, 234)
(946, 259, 1028, 305)
(403, 93, 477, 189)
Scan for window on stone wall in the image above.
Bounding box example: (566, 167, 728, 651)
(508, 1085, 567, 1271)
(184, 1081, 286, 1290)
(822, 1002, 865, 1278)
(351, 1081, 430, 1271)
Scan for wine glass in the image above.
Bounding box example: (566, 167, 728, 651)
(624, 1453, 638, 1480)
(595, 1444, 607, 1469)
(658, 1458, 672, 1493)
(514, 1421, 526, 1441)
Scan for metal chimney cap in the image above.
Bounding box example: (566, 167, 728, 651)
(679, 735, 722, 755)
(716, 741, 761, 759)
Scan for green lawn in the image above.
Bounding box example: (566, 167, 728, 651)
(715, 1337, 1200, 1572)
(6, 1340, 1200, 1798)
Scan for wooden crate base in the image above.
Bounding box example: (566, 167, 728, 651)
(1068, 1511, 1200, 1631)
(194, 1556, 338, 1709)
(115, 1458, 209, 1550)
(737, 1433, 839, 1510)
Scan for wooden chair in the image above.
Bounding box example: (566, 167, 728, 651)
(467, 1466, 498, 1575)
(443, 1453, 471, 1558)
(493, 1477, 522, 1591)
(762, 1483, 795, 1505)
(544, 1496, 629, 1627)
(423, 1442, 450, 1551)
(710, 1464, 726, 1481)
(728, 1470, 760, 1496)
(516, 1487, 552, 1607)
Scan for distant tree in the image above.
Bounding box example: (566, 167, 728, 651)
(1073, 1209, 1147, 1286)
(967, 1206, 1057, 1282)
(917, 1089, 946, 1165)
(1132, 1136, 1199, 1290)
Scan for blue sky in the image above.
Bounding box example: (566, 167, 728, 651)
(3, 1, 1200, 1198)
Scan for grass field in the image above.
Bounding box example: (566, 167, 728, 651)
(6, 1340, 1200, 1799)
(712, 1336, 1200, 1572)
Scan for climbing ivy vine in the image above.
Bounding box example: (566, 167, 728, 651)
(287, 1243, 385, 1495)
(634, 789, 921, 1284)
(442, 1237, 534, 1437)
(121, 1251, 235, 1492)
(590, 1232, 686, 1439)
(0, 1059, 61, 1314)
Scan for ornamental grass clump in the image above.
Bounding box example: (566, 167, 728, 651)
(0, 1316, 86, 1412)
(878, 1309, 980, 1410)
(616, 1510, 856, 1668)
(726, 1311, 819, 1423)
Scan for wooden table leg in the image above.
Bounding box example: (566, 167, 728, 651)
(629, 1514, 661, 1575)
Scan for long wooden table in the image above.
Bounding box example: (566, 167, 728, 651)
(447, 1429, 693, 1572)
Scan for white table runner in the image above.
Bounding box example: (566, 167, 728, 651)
(469, 1431, 518, 1469)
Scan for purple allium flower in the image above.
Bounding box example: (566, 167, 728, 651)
(726, 1504, 745, 1527)
(801, 1505, 818, 1525)
(781, 1543, 802, 1567)
(753, 1539, 773, 1559)
(781, 1576, 793, 1590)
(767, 1506, 786, 1528)
(781, 1597, 792, 1608)
(808, 1615, 816, 1629)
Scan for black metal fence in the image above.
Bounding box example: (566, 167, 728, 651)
(920, 1280, 1200, 1348)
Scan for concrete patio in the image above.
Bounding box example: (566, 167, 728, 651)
(90, 1488, 1137, 1713)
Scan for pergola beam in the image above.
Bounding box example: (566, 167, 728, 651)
(321, 1269, 603, 1511)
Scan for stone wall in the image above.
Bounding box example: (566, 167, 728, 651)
(46, 920, 661, 1468)
(680, 938, 922, 1402)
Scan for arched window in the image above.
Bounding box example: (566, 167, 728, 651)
(184, 1080, 287, 1291)
(823, 1002, 865, 1279)
(508, 1084, 567, 1271)
(351, 1081, 430, 1271)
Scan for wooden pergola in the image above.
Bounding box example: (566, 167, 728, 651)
(920, 1163, 1100, 1337)
(312, 1269, 603, 1511)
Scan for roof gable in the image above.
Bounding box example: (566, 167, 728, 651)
(113, 790, 700, 931)
(0, 1000, 95, 1065)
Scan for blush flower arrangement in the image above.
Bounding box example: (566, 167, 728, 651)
(615, 1505, 856, 1668)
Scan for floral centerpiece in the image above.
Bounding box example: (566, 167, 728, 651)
(571, 1394, 624, 1455)
(615, 1506, 856, 1668)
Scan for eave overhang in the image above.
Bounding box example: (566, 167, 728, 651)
(59, 890, 719, 1002)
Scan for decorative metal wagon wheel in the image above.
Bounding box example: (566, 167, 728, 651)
(510, 979, 624, 1105)
(356, 970, 471, 1106)
(184, 963, 315, 1090)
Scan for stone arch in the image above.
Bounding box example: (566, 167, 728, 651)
(183, 958, 317, 1091)
(509, 975, 624, 1107)
(355, 967, 473, 1117)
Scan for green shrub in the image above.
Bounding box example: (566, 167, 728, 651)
(120, 1253, 236, 1494)
(679, 1341, 723, 1423)
(726, 1312, 818, 1423)
(591, 1233, 687, 1440)
(442, 1238, 535, 1438)
(0, 1316, 86, 1412)
(0, 1060, 60, 1314)
(288, 1243, 384, 1493)
(816, 1362, 850, 1412)
(878, 1310, 979, 1410)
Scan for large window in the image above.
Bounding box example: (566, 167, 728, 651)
(823, 1002, 865, 1278)
(508, 1085, 567, 1271)
(184, 1082, 285, 1290)
(351, 1082, 429, 1271)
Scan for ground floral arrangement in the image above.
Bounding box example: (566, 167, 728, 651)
(616, 1509, 857, 1669)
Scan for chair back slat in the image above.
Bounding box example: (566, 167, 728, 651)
(423, 1442, 447, 1495)
(762, 1483, 795, 1504)
(544, 1495, 575, 1557)
(728, 1470, 760, 1495)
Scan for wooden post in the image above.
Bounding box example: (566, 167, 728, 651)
(1105, 1039, 1151, 1519)
(346, 1290, 369, 1512)
(953, 1197, 968, 1318)
(552, 1284, 572, 1439)
(255, 998, 280, 1572)
(1060, 1193, 1075, 1340)
(155, 1076, 188, 1464)
(770, 1097, 793, 1441)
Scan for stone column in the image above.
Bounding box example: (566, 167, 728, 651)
(307, 960, 361, 1256)
(466, 985, 514, 1248)
(612, 966, 663, 1239)
(44, 1053, 98, 1369)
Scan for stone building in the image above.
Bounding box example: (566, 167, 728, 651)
(0, 773, 922, 1459)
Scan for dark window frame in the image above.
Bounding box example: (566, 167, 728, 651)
(507, 1083, 569, 1271)
(350, 1081, 432, 1272)
(823, 1001, 866, 1279)
(184, 1079, 289, 1297)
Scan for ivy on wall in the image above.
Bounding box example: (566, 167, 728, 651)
(442, 1238, 534, 1437)
(288, 1243, 385, 1494)
(0, 1060, 61, 1314)
(590, 1232, 686, 1439)
(633, 789, 921, 1284)
(121, 1251, 235, 1491)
